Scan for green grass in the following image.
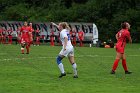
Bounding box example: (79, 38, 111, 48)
(0, 44, 140, 93)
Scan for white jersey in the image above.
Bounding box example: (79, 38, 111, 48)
(60, 29, 73, 48)
(59, 29, 74, 57)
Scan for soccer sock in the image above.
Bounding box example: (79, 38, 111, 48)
(112, 59, 120, 71)
(56, 56, 65, 73)
(26, 46, 29, 53)
(58, 63, 65, 74)
(122, 59, 128, 71)
(21, 48, 24, 53)
(72, 63, 77, 76)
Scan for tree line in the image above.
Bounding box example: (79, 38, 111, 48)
(0, 0, 140, 42)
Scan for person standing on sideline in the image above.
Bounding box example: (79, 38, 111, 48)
(20, 21, 33, 54)
(71, 28, 77, 46)
(50, 24, 55, 46)
(0, 27, 3, 44)
(29, 22, 34, 45)
(111, 22, 132, 74)
(7, 27, 13, 44)
(2, 27, 6, 44)
(51, 22, 78, 78)
(78, 29, 84, 47)
(16, 26, 21, 44)
(35, 27, 41, 46)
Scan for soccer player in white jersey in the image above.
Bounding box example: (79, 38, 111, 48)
(51, 22, 78, 78)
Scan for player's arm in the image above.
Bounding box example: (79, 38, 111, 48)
(29, 32, 33, 41)
(51, 22, 59, 28)
(127, 32, 132, 43)
(20, 27, 22, 36)
(82, 32, 84, 40)
(63, 37, 68, 51)
(28, 28, 33, 41)
(128, 37, 132, 43)
(115, 33, 119, 40)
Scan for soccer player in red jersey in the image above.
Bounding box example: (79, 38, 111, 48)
(35, 27, 40, 46)
(50, 25, 55, 46)
(2, 27, 6, 44)
(78, 29, 84, 47)
(16, 26, 21, 44)
(0, 27, 3, 44)
(111, 22, 132, 74)
(7, 27, 13, 44)
(29, 22, 34, 45)
(20, 21, 33, 54)
(71, 28, 77, 46)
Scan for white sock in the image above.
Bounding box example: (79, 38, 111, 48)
(58, 63, 65, 73)
(72, 63, 77, 76)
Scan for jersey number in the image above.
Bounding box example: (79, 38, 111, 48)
(67, 34, 70, 41)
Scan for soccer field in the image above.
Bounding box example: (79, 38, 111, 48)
(0, 44, 140, 93)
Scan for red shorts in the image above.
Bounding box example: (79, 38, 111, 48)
(116, 45, 124, 54)
(79, 38, 83, 41)
(21, 37, 30, 44)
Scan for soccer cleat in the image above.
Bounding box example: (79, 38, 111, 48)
(59, 73, 66, 78)
(73, 75, 78, 78)
(125, 71, 132, 74)
(26, 53, 29, 54)
(110, 70, 115, 74)
(21, 53, 24, 54)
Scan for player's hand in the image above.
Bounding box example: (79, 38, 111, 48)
(51, 22, 55, 26)
(63, 48, 66, 51)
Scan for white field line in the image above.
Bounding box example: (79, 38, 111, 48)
(0, 54, 140, 62)
(0, 53, 7, 55)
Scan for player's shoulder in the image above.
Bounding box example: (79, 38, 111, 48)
(61, 29, 67, 33)
(62, 29, 67, 32)
(124, 29, 130, 34)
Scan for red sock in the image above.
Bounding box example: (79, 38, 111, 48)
(21, 48, 24, 54)
(26, 46, 29, 53)
(112, 59, 120, 71)
(122, 59, 128, 71)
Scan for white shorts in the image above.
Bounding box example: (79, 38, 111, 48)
(59, 46, 74, 57)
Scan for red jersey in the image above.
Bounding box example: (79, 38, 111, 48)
(0, 28, 2, 35)
(36, 29, 40, 37)
(72, 31, 76, 37)
(78, 31, 84, 40)
(2, 28, 6, 35)
(116, 29, 130, 48)
(7, 28, 13, 35)
(30, 26, 34, 32)
(20, 26, 32, 39)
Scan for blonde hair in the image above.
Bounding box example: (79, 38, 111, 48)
(59, 22, 71, 31)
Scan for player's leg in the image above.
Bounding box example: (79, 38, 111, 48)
(10, 36, 12, 44)
(68, 48, 78, 78)
(56, 54, 66, 78)
(8, 36, 10, 44)
(56, 48, 67, 78)
(26, 42, 30, 54)
(111, 52, 122, 74)
(35, 37, 37, 46)
(68, 56, 78, 78)
(3, 35, 6, 44)
(21, 43, 25, 54)
(9, 35, 12, 44)
(122, 53, 132, 74)
(37, 37, 40, 45)
(50, 37, 53, 46)
(0, 36, 1, 44)
(74, 37, 76, 46)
